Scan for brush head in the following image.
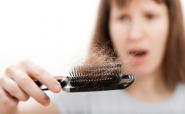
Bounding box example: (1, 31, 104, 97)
(62, 63, 134, 92)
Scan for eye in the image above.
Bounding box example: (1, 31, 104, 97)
(118, 14, 130, 22)
(144, 13, 157, 20)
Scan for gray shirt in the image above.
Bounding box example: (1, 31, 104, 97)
(49, 84, 185, 114)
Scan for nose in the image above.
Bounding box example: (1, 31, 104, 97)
(128, 20, 144, 41)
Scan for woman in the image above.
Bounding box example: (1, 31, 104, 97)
(0, 0, 185, 114)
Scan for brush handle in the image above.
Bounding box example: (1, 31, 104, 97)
(35, 78, 67, 91)
(35, 74, 134, 92)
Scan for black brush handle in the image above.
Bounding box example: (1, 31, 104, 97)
(35, 79, 67, 91)
(120, 74, 135, 88)
(35, 74, 134, 92)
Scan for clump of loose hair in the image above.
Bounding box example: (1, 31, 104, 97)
(85, 41, 118, 66)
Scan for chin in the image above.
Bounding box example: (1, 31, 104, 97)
(128, 66, 154, 78)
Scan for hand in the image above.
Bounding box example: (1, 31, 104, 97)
(0, 60, 62, 114)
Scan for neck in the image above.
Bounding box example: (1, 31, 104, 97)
(125, 69, 172, 103)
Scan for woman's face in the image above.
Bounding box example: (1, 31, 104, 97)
(109, 0, 169, 77)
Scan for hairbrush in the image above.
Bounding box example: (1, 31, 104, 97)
(36, 63, 134, 92)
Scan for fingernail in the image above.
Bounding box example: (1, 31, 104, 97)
(53, 84, 62, 93)
(42, 96, 50, 106)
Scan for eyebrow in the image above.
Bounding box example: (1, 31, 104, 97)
(113, 0, 164, 8)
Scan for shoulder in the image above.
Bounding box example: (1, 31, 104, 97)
(172, 84, 185, 104)
(176, 84, 185, 92)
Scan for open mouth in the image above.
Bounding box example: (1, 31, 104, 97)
(128, 50, 148, 57)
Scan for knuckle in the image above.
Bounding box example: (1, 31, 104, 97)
(34, 69, 51, 82)
(20, 59, 30, 66)
(21, 95, 29, 101)
(8, 86, 17, 95)
(33, 70, 42, 78)
(39, 69, 48, 75)
(33, 68, 49, 79)
(5, 66, 26, 82)
(17, 77, 30, 86)
(8, 87, 29, 101)
(5, 65, 16, 75)
(34, 64, 45, 73)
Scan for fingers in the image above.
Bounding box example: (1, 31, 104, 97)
(20, 60, 62, 93)
(1, 77, 29, 101)
(5, 66, 51, 106)
(1, 59, 62, 106)
(0, 87, 18, 109)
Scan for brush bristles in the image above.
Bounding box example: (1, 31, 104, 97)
(68, 75, 121, 88)
(68, 63, 122, 88)
(70, 63, 122, 77)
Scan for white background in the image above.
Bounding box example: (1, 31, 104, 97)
(0, 0, 99, 75)
(0, 0, 184, 75)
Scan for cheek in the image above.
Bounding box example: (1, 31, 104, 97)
(109, 23, 128, 56)
(150, 19, 169, 57)
(147, 18, 169, 73)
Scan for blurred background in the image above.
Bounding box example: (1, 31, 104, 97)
(0, 0, 184, 76)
